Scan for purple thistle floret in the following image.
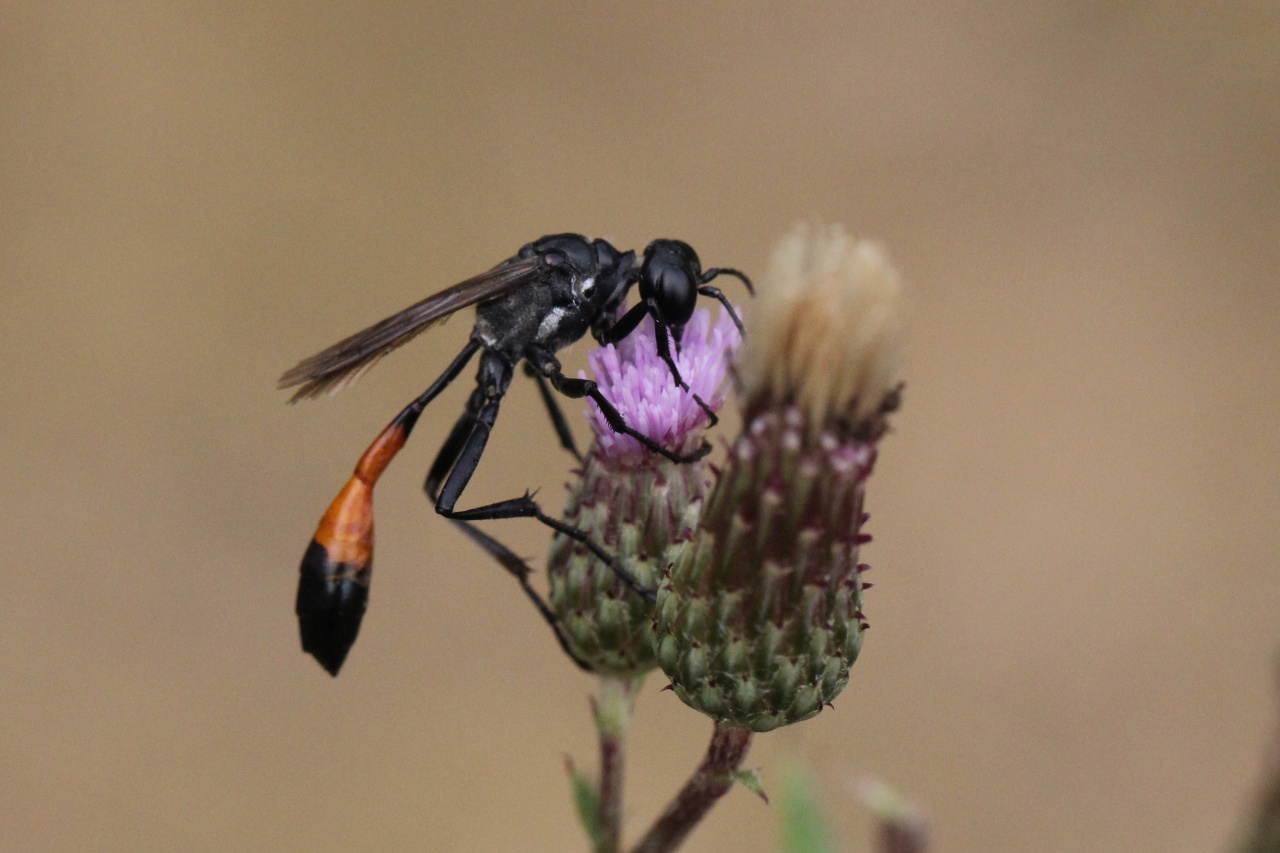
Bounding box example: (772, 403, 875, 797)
(582, 307, 741, 464)
(548, 305, 739, 674)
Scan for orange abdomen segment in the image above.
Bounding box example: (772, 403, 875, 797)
(296, 476, 376, 676)
(313, 476, 375, 566)
(295, 420, 409, 676)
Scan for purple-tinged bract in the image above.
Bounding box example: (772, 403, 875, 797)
(654, 223, 905, 731)
(547, 307, 740, 675)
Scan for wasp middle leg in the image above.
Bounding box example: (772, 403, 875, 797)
(428, 352, 654, 602)
(522, 362, 583, 462)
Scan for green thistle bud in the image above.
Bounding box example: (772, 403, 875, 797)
(548, 309, 740, 675)
(654, 223, 905, 731)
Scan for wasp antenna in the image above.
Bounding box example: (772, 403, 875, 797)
(701, 266, 754, 295)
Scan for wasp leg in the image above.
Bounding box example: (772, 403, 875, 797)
(522, 362, 583, 462)
(445, 491, 654, 603)
(527, 347, 712, 463)
(424, 384, 485, 497)
(594, 300, 649, 346)
(701, 266, 754, 295)
(447, 518, 593, 672)
(296, 339, 481, 676)
(429, 376, 655, 603)
(595, 300, 719, 428)
(696, 285, 746, 338)
(420, 399, 592, 670)
(651, 322, 719, 429)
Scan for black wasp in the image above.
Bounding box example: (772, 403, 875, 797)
(280, 233, 752, 675)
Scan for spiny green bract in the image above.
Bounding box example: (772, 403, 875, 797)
(653, 408, 872, 732)
(548, 453, 709, 676)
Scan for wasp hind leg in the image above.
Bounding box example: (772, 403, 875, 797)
(447, 518, 593, 672)
(423, 401, 592, 671)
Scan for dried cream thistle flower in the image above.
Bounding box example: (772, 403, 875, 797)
(738, 225, 904, 432)
(547, 308, 740, 675)
(653, 223, 905, 731)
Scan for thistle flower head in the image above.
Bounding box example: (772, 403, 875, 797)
(738, 222, 904, 436)
(654, 223, 906, 731)
(583, 308, 741, 465)
(548, 305, 740, 675)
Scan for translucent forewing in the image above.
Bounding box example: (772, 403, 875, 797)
(278, 257, 542, 401)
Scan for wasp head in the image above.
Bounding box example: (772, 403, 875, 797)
(639, 239, 701, 329)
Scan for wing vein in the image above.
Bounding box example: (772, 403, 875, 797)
(279, 257, 539, 402)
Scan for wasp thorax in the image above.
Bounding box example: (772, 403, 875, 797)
(653, 223, 904, 731)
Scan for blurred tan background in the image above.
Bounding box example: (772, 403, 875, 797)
(3, 3, 1278, 851)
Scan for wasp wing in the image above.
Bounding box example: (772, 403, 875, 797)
(279, 257, 541, 402)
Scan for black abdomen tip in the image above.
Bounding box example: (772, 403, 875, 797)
(296, 539, 371, 676)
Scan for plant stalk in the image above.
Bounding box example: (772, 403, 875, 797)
(1235, 660, 1280, 853)
(630, 720, 754, 853)
(594, 675, 641, 853)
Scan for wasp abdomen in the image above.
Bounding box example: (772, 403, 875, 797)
(296, 473, 377, 676)
(296, 538, 371, 676)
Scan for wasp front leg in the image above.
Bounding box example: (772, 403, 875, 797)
(525, 347, 712, 464)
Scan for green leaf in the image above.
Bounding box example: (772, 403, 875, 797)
(732, 768, 770, 804)
(777, 765, 839, 853)
(566, 759, 602, 846)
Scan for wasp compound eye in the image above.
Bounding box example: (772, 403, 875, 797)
(641, 240, 700, 327)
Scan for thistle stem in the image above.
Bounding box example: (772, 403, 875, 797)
(1238, 764, 1280, 853)
(1234, 659, 1280, 853)
(629, 720, 754, 853)
(594, 675, 641, 853)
